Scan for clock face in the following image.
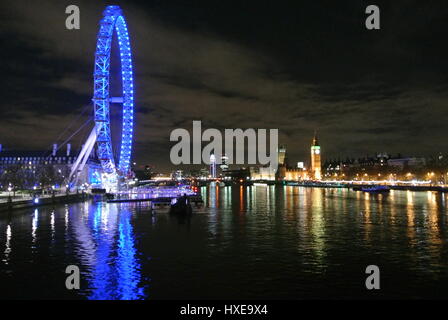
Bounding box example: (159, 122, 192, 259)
(315, 149, 320, 155)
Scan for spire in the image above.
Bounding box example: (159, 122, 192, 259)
(312, 130, 319, 146)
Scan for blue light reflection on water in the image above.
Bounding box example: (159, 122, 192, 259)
(87, 204, 113, 300)
(85, 203, 145, 300)
(116, 209, 145, 299)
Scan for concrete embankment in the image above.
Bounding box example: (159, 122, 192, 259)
(0, 193, 91, 212)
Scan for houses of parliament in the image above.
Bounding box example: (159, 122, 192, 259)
(276, 132, 322, 181)
(215, 132, 322, 182)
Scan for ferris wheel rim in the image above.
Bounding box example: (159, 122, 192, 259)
(93, 5, 134, 177)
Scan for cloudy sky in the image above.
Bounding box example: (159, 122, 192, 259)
(1, 0, 448, 171)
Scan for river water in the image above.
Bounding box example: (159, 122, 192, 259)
(1, 186, 447, 299)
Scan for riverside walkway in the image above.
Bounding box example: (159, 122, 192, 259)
(0, 191, 90, 212)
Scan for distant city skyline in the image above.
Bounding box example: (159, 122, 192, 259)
(1, 131, 446, 174)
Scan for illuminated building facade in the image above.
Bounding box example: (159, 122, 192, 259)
(210, 154, 217, 179)
(273, 144, 308, 181)
(250, 166, 276, 180)
(0, 144, 102, 189)
(220, 154, 229, 172)
(278, 145, 287, 167)
(310, 132, 322, 180)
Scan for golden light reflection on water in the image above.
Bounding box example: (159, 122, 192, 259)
(309, 188, 325, 268)
(269, 185, 276, 212)
(389, 189, 395, 201)
(377, 193, 384, 218)
(296, 187, 308, 231)
(215, 184, 220, 208)
(288, 186, 294, 212)
(426, 192, 441, 246)
(362, 192, 372, 243)
(388, 191, 397, 226)
(265, 185, 270, 209)
(406, 191, 416, 243)
(239, 185, 244, 212)
(294, 187, 300, 209)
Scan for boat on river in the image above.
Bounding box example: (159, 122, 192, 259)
(361, 185, 390, 193)
(170, 195, 192, 216)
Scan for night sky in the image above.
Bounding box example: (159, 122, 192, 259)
(1, 0, 448, 171)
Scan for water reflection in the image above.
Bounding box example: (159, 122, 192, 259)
(31, 209, 38, 246)
(1, 186, 448, 299)
(310, 189, 325, 269)
(65, 205, 69, 231)
(116, 209, 145, 299)
(239, 186, 244, 212)
(427, 192, 442, 247)
(81, 203, 145, 300)
(50, 211, 55, 241)
(3, 224, 11, 264)
(207, 183, 218, 208)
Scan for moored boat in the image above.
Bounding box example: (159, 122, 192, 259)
(170, 194, 193, 216)
(361, 185, 390, 193)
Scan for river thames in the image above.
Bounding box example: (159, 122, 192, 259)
(0, 185, 447, 299)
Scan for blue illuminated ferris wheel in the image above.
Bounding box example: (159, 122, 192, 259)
(93, 5, 134, 177)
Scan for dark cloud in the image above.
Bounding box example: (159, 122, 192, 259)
(1, 0, 448, 171)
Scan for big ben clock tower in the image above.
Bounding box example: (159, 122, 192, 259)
(310, 132, 322, 180)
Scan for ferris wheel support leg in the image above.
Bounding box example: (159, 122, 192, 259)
(68, 126, 98, 189)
